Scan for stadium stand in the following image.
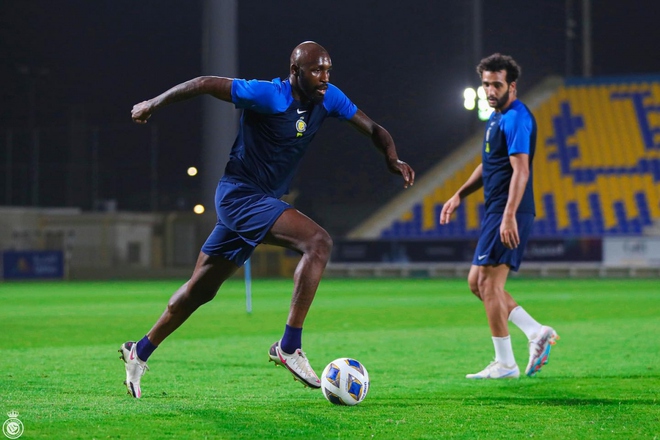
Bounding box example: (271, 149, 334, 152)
(350, 75, 660, 240)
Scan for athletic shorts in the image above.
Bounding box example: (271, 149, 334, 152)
(201, 180, 291, 266)
(472, 212, 534, 272)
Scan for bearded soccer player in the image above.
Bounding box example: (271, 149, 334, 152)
(440, 53, 558, 379)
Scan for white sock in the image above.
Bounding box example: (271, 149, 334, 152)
(508, 306, 543, 340)
(492, 335, 516, 367)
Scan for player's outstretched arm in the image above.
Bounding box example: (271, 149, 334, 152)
(347, 110, 415, 188)
(131, 76, 233, 124)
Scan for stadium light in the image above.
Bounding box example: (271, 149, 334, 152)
(476, 86, 494, 121)
(463, 87, 477, 110)
(187, 166, 198, 177)
(193, 204, 205, 214)
(463, 86, 493, 121)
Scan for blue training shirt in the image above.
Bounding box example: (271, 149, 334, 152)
(481, 99, 537, 214)
(221, 77, 358, 198)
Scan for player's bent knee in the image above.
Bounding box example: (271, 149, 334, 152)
(467, 272, 481, 298)
(307, 229, 333, 262)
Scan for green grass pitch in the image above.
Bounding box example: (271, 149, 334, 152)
(1, 278, 659, 439)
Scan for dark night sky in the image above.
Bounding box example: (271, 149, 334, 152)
(1, 1, 659, 235)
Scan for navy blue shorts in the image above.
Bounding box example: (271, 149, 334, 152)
(472, 212, 534, 272)
(201, 180, 291, 266)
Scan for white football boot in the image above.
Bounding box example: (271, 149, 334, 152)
(268, 341, 321, 389)
(525, 326, 559, 377)
(119, 341, 149, 398)
(466, 360, 520, 379)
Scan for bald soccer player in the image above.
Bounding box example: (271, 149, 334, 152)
(120, 41, 415, 398)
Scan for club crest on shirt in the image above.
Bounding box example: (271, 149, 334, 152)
(296, 117, 307, 137)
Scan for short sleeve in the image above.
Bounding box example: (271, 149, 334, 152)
(231, 78, 291, 114)
(322, 84, 358, 121)
(503, 109, 532, 155)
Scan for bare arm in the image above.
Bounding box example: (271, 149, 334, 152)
(457, 164, 484, 200)
(439, 164, 483, 225)
(131, 76, 233, 124)
(499, 153, 530, 249)
(347, 109, 415, 188)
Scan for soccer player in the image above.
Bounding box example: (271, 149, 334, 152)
(439, 53, 558, 379)
(120, 41, 415, 398)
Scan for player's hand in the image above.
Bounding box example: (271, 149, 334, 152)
(439, 194, 461, 225)
(131, 100, 154, 124)
(500, 215, 520, 249)
(387, 159, 415, 188)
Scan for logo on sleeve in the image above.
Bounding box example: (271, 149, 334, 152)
(295, 118, 307, 138)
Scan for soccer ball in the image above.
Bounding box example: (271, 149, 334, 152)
(320, 358, 370, 406)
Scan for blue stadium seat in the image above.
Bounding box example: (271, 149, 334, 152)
(635, 192, 652, 225)
(567, 202, 581, 234)
(613, 201, 629, 234)
(630, 219, 642, 234)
